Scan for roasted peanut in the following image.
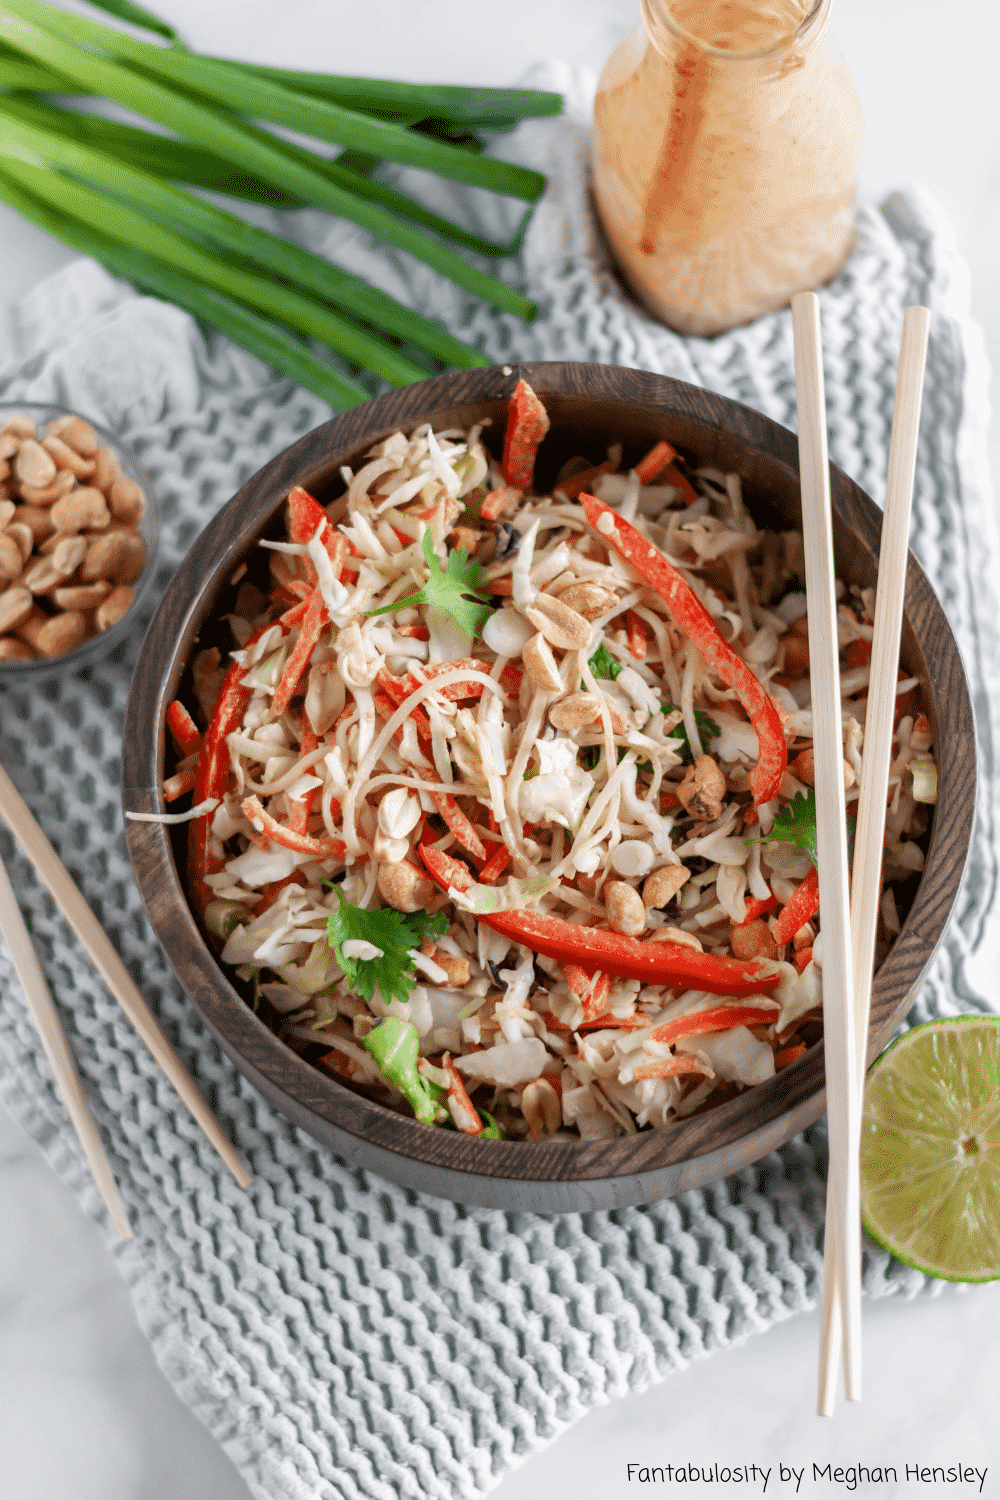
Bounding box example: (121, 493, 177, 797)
(80, 529, 146, 584)
(52, 579, 113, 610)
(95, 584, 135, 632)
(46, 414, 97, 457)
(376, 858, 434, 913)
(789, 747, 855, 790)
(17, 608, 88, 658)
(520, 1077, 562, 1140)
(5, 522, 33, 563)
(2, 416, 36, 444)
(0, 500, 14, 529)
(676, 754, 727, 821)
(522, 631, 563, 694)
(523, 591, 592, 651)
(0, 532, 23, 581)
(14, 439, 57, 489)
(91, 446, 121, 490)
(424, 947, 471, 988)
(642, 864, 690, 909)
(12, 510, 54, 546)
(0, 584, 34, 633)
(730, 918, 778, 961)
(0, 434, 22, 461)
(781, 633, 810, 675)
(548, 691, 602, 730)
(51, 535, 88, 577)
(107, 477, 145, 525)
(605, 879, 646, 937)
(19, 469, 76, 506)
(41, 434, 96, 479)
(556, 581, 618, 620)
(51, 486, 110, 533)
(647, 925, 703, 951)
(0, 636, 35, 662)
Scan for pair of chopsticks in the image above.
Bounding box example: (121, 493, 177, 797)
(0, 763, 251, 1238)
(791, 293, 930, 1414)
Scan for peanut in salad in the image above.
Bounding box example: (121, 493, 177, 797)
(148, 382, 937, 1142)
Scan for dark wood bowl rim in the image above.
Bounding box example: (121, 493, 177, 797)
(122, 363, 976, 1204)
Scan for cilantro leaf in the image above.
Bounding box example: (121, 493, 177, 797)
(754, 789, 818, 866)
(586, 642, 623, 682)
(660, 702, 722, 766)
(366, 531, 494, 636)
(327, 893, 448, 1007)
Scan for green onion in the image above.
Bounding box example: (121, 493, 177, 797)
(78, 0, 180, 42)
(0, 99, 491, 369)
(0, 94, 302, 205)
(0, 42, 66, 89)
(0, 151, 433, 387)
(214, 67, 564, 127)
(0, 8, 534, 319)
(4, 0, 546, 202)
(0, 166, 371, 410)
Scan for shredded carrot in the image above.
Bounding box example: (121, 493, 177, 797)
(627, 609, 650, 661)
(241, 795, 347, 860)
(480, 485, 523, 521)
(163, 767, 196, 803)
(477, 844, 512, 884)
(271, 589, 328, 717)
(633, 440, 677, 485)
(166, 700, 201, 757)
(774, 1043, 807, 1069)
(633, 1054, 714, 1080)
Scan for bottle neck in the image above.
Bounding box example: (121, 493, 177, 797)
(640, 0, 831, 66)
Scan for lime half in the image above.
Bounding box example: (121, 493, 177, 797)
(861, 1016, 1000, 1282)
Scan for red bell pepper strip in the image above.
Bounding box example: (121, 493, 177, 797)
(270, 589, 328, 717)
(480, 485, 523, 521)
(418, 843, 781, 996)
(188, 616, 282, 914)
(166, 699, 201, 757)
(287, 485, 342, 565)
(477, 843, 512, 884)
(646, 1002, 779, 1048)
(380, 657, 492, 704)
(734, 889, 778, 925)
(580, 493, 787, 805)
(565, 964, 611, 1019)
(774, 1043, 807, 1069)
(793, 946, 813, 972)
(242, 795, 348, 861)
(254, 870, 308, 914)
(772, 866, 820, 945)
(578, 1012, 649, 1030)
(502, 379, 550, 492)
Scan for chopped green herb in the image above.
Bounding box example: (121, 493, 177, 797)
(586, 642, 623, 682)
(660, 703, 722, 766)
(327, 892, 447, 1007)
(366, 531, 494, 636)
(478, 1109, 504, 1139)
(754, 789, 818, 866)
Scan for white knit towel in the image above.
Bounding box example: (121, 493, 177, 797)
(1, 63, 998, 1500)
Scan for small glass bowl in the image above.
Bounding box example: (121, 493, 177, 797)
(0, 402, 160, 680)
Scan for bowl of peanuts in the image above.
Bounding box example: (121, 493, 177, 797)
(0, 403, 158, 674)
(122, 364, 974, 1211)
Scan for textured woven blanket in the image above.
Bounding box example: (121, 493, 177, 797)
(1, 63, 997, 1500)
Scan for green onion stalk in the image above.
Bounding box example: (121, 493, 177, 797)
(0, 0, 561, 406)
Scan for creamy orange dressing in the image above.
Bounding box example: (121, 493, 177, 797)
(592, 0, 863, 335)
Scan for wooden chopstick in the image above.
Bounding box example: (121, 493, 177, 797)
(816, 305, 931, 1415)
(0, 763, 251, 1189)
(0, 853, 132, 1239)
(791, 291, 864, 1409)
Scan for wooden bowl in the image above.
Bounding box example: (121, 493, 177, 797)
(122, 364, 975, 1212)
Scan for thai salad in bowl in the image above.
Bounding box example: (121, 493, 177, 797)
(147, 381, 937, 1144)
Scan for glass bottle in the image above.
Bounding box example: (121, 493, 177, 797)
(592, 0, 864, 336)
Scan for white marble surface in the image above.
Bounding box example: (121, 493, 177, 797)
(2, 1, 999, 1497)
